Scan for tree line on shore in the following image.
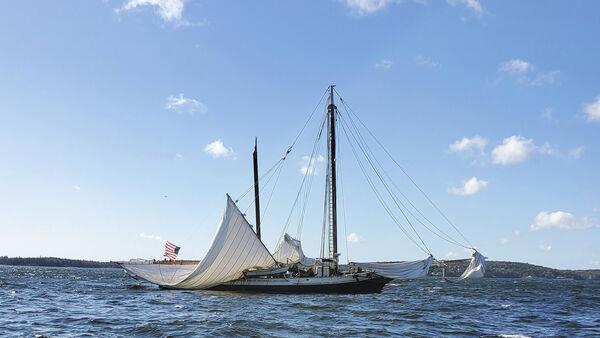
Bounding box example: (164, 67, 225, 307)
(2, 256, 600, 280)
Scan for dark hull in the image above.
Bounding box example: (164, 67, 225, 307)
(207, 276, 393, 294)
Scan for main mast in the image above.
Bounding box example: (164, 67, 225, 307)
(253, 137, 261, 240)
(327, 85, 338, 261)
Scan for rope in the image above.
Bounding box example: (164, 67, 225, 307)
(335, 88, 474, 249)
(338, 118, 429, 255)
(340, 107, 470, 249)
(280, 112, 328, 241)
(338, 114, 431, 254)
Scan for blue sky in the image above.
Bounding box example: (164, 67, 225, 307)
(1, 0, 599, 269)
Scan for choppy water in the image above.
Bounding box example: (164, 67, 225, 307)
(1, 266, 599, 337)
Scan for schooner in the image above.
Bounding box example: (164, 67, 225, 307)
(119, 86, 485, 293)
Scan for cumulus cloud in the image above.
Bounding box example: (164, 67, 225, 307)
(498, 59, 559, 86)
(116, 0, 207, 26)
(342, 0, 399, 15)
(347, 232, 362, 243)
(165, 94, 207, 114)
(583, 96, 600, 122)
(140, 233, 161, 241)
(541, 107, 555, 122)
(447, 0, 483, 15)
(491, 136, 534, 165)
(499, 59, 532, 74)
(300, 155, 325, 175)
(375, 59, 393, 69)
(539, 243, 552, 252)
(530, 211, 597, 231)
(204, 140, 236, 158)
(491, 135, 558, 165)
(449, 135, 488, 157)
(569, 146, 584, 159)
(448, 177, 488, 196)
(414, 55, 440, 69)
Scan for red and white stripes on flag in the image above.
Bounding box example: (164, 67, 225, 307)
(164, 241, 181, 261)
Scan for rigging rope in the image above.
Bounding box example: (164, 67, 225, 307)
(235, 87, 330, 204)
(339, 108, 470, 249)
(335, 88, 474, 249)
(338, 114, 431, 254)
(280, 112, 328, 241)
(338, 117, 430, 255)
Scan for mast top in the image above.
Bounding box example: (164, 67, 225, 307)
(328, 85, 336, 109)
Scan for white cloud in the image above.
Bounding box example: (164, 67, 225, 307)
(204, 140, 236, 158)
(528, 71, 560, 86)
(445, 251, 457, 258)
(569, 146, 584, 159)
(342, 0, 399, 15)
(375, 59, 393, 69)
(140, 233, 161, 241)
(583, 96, 600, 122)
(514, 229, 521, 237)
(347, 232, 362, 243)
(165, 94, 207, 114)
(116, 0, 206, 26)
(447, 0, 483, 15)
(530, 211, 597, 231)
(541, 107, 555, 122)
(498, 59, 558, 86)
(449, 135, 488, 156)
(499, 59, 532, 75)
(491, 136, 535, 165)
(300, 155, 325, 175)
(499, 238, 509, 245)
(72, 185, 81, 191)
(414, 55, 440, 69)
(537, 142, 560, 157)
(539, 243, 552, 252)
(448, 177, 488, 196)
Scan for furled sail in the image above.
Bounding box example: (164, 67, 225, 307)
(273, 233, 316, 266)
(354, 256, 433, 280)
(119, 195, 277, 289)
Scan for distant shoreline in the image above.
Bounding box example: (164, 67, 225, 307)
(0, 256, 119, 269)
(2, 256, 599, 280)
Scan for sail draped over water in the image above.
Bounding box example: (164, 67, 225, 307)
(273, 233, 316, 266)
(355, 256, 434, 280)
(273, 233, 432, 280)
(457, 251, 486, 280)
(120, 195, 277, 289)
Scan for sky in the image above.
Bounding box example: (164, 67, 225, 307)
(1, 0, 599, 269)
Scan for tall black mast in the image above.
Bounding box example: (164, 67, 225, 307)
(253, 137, 261, 240)
(327, 85, 338, 260)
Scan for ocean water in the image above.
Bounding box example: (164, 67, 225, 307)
(1, 266, 599, 337)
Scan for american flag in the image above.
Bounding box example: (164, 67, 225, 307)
(164, 241, 180, 261)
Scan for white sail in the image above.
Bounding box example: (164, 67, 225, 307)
(272, 233, 316, 266)
(457, 250, 486, 280)
(355, 256, 433, 280)
(120, 195, 277, 289)
(272, 233, 432, 280)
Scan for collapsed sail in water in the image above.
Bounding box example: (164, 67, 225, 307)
(273, 233, 433, 280)
(457, 250, 486, 280)
(120, 195, 276, 289)
(354, 257, 434, 280)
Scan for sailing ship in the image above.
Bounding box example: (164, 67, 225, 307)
(119, 86, 484, 293)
